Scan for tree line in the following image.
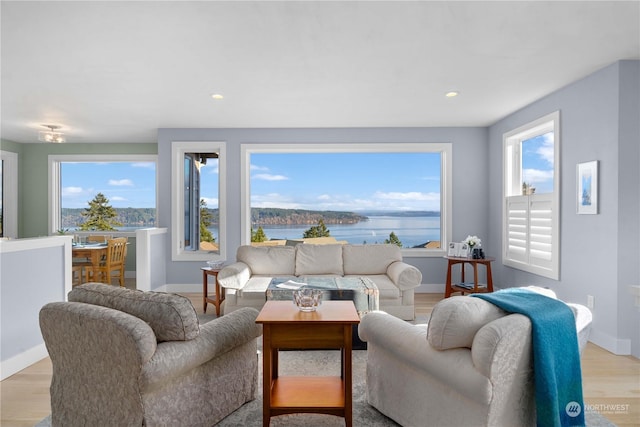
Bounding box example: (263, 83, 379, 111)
(63, 193, 406, 247)
(61, 205, 369, 228)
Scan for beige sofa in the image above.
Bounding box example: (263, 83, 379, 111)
(39, 283, 262, 427)
(358, 289, 592, 427)
(218, 243, 423, 320)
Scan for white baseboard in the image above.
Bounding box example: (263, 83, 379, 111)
(157, 283, 201, 293)
(589, 328, 631, 355)
(1, 343, 49, 381)
(415, 283, 446, 293)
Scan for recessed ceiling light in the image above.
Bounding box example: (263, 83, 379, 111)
(211, 94, 224, 100)
(445, 91, 459, 98)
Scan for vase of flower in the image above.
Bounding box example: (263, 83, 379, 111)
(464, 235, 482, 258)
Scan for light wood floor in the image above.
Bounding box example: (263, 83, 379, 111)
(1, 293, 638, 426)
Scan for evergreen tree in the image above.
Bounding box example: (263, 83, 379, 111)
(79, 193, 123, 231)
(384, 231, 403, 247)
(251, 226, 268, 242)
(200, 199, 215, 243)
(303, 219, 331, 238)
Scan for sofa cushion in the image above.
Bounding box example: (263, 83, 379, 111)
(295, 244, 344, 276)
(427, 296, 506, 350)
(237, 245, 295, 275)
(68, 283, 199, 342)
(343, 244, 402, 275)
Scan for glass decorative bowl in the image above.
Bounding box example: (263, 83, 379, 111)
(293, 288, 323, 312)
(206, 260, 225, 269)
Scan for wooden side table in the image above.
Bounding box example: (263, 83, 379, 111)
(444, 256, 495, 298)
(201, 267, 225, 316)
(255, 301, 360, 427)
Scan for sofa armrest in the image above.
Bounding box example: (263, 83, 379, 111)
(386, 261, 422, 290)
(140, 307, 262, 392)
(218, 262, 252, 290)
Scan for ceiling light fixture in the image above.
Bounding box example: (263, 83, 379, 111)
(211, 93, 224, 100)
(38, 124, 65, 143)
(445, 91, 459, 98)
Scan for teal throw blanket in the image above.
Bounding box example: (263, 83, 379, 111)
(472, 289, 585, 427)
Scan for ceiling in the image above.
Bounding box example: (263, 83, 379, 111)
(1, 1, 639, 144)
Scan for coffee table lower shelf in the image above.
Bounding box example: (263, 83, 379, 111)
(270, 376, 345, 416)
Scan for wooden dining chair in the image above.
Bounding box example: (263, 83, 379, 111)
(72, 262, 90, 286)
(90, 237, 128, 286)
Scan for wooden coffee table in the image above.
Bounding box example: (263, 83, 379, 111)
(255, 300, 360, 427)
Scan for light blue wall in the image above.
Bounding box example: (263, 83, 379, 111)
(487, 60, 640, 356)
(157, 127, 489, 288)
(616, 60, 640, 357)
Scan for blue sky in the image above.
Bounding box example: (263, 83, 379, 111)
(522, 131, 554, 193)
(250, 152, 442, 212)
(61, 162, 156, 208)
(60, 144, 550, 212)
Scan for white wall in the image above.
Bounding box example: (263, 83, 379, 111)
(487, 60, 640, 356)
(0, 236, 72, 379)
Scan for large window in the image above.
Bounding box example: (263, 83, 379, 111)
(0, 150, 18, 238)
(171, 141, 226, 262)
(503, 111, 560, 279)
(49, 155, 157, 234)
(241, 143, 452, 256)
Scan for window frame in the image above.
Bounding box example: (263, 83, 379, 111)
(240, 143, 452, 257)
(1, 150, 19, 238)
(171, 141, 227, 262)
(502, 111, 560, 279)
(48, 154, 158, 236)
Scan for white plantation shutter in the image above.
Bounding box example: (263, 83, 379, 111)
(505, 193, 558, 279)
(506, 196, 528, 263)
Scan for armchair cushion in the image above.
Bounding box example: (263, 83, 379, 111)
(68, 283, 199, 342)
(295, 244, 344, 276)
(427, 296, 506, 350)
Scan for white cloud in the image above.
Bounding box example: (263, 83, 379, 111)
(201, 197, 219, 208)
(253, 173, 289, 181)
(62, 186, 84, 195)
(251, 164, 270, 172)
(373, 191, 439, 202)
(523, 168, 554, 183)
(537, 134, 554, 166)
(110, 196, 127, 202)
(108, 179, 134, 186)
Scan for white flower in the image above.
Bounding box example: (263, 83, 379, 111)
(464, 235, 481, 248)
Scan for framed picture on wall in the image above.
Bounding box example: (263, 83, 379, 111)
(577, 160, 598, 214)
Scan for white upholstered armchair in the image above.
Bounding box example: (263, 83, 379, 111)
(358, 289, 592, 427)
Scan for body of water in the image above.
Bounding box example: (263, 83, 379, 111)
(247, 216, 441, 248)
(69, 216, 441, 249)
